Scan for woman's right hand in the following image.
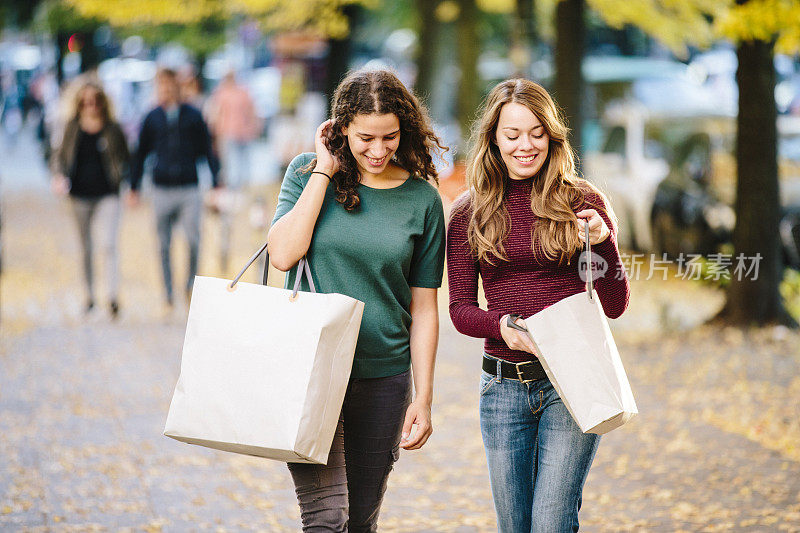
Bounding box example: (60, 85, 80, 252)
(499, 314, 539, 355)
(51, 174, 70, 196)
(313, 119, 338, 176)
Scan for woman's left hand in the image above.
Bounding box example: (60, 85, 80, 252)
(576, 209, 610, 245)
(400, 399, 432, 450)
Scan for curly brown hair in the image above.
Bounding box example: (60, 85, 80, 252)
(313, 69, 446, 210)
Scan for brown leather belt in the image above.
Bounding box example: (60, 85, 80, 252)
(482, 355, 548, 383)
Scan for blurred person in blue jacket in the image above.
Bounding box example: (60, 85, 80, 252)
(129, 68, 221, 311)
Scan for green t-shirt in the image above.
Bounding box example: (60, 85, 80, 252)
(271, 153, 446, 378)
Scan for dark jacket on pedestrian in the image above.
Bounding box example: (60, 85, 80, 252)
(130, 103, 221, 191)
(51, 118, 130, 191)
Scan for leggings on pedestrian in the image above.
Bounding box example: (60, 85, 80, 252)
(287, 369, 412, 533)
(69, 194, 120, 303)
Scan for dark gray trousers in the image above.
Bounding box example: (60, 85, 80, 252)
(288, 369, 412, 532)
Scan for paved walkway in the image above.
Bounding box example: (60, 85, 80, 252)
(2, 187, 800, 532)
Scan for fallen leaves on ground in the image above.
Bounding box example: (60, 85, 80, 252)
(1, 191, 799, 531)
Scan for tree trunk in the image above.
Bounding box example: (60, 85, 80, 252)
(414, 0, 438, 104)
(456, 0, 480, 149)
(76, 30, 100, 73)
(56, 31, 69, 85)
(510, 0, 536, 77)
(324, 6, 359, 111)
(554, 0, 584, 170)
(715, 38, 795, 327)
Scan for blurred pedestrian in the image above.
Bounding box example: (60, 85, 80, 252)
(208, 71, 260, 271)
(446, 79, 630, 532)
(30, 70, 58, 163)
(178, 66, 205, 111)
(208, 71, 260, 190)
(1, 71, 24, 144)
(268, 69, 446, 531)
(129, 68, 221, 311)
(50, 80, 130, 318)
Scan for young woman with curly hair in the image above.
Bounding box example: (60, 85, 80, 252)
(268, 69, 447, 531)
(446, 79, 630, 532)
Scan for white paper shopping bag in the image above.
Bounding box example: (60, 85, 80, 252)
(521, 221, 637, 434)
(523, 290, 637, 434)
(164, 249, 364, 464)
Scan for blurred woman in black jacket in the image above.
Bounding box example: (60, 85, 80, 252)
(51, 80, 130, 317)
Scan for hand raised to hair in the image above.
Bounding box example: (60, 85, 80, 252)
(313, 120, 339, 178)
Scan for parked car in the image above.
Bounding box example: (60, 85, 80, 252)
(585, 104, 800, 267)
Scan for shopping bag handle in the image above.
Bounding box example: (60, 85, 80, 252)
(228, 242, 316, 297)
(291, 257, 317, 297)
(505, 314, 529, 333)
(229, 241, 269, 289)
(584, 219, 593, 301)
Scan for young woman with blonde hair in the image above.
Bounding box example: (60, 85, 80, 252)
(51, 80, 130, 317)
(446, 78, 630, 531)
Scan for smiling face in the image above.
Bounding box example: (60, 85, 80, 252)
(343, 113, 401, 178)
(495, 101, 549, 181)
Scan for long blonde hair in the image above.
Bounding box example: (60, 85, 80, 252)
(464, 78, 614, 265)
(67, 79, 114, 124)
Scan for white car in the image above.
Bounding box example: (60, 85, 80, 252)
(585, 103, 800, 267)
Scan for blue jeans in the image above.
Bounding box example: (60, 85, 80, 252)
(479, 361, 599, 533)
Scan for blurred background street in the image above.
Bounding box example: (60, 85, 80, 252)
(2, 0, 800, 531)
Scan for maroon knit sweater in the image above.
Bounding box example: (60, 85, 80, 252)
(446, 177, 630, 363)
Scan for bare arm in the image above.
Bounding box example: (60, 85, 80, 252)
(400, 286, 439, 450)
(267, 120, 338, 271)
